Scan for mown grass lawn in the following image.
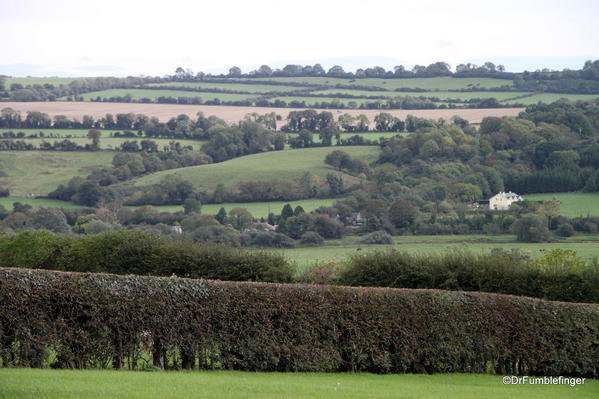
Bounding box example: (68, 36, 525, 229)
(0, 369, 595, 399)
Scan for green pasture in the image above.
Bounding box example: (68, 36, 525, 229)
(313, 89, 532, 101)
(132, 146, 379, 190)
(287, 131, 404, 144)
(76, 89, 259, 102)
(5, 77, 81, 87)
(130, 198, 336, 218)
(503, 93, 599, 105)
(0, 369, 595, 399)
(0, 197, 84, 210)
(146, 82, 309, 93)
(524, 192, 599, 217)
(0, 129, 124, 138)
(11, 137, 204, 151)
(243, 76, 514, 90)
(271, 96, 372, 106)
(0, 151, 114, 196)
(277, 234, 599, 269)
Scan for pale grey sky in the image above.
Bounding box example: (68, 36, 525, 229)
(1, 0, 599, 76)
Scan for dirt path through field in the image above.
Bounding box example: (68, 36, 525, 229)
(0, 102, 524, 126)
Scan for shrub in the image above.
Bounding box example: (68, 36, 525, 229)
(357, 230, 394, 244)
(299, 232, 324, 246)
(556, 223, 575, 237)
(0, 268, 597, 376)
(241, 230, 296, 248)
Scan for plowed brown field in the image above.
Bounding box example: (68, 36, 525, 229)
(0, 102, 524, 126)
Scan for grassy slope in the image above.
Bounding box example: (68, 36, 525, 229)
(0, 151, 114, 196)
(132, 146, 380, 190)
(78, 89, 258, 102)
(524, 192, 599, 217)
(242, 76, 514, 90)
(276, 234, 599, 269)
(1, 369, 595, 399)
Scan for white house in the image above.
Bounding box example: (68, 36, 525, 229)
(489, 191, 523, 210)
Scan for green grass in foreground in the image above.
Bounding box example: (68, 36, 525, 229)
(0, 369, 595, 399)
(524, 192, 599, 217)
(0, 151, 114, 196)
(77, 89, 258, 102)
(276, 234, 599, 269)
(132, 146, 379, 190)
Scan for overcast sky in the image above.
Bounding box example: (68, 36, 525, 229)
(1, 0, 599, 76)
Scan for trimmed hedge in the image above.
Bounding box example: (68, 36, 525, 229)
(1, 268, 597, 376)
(0, 230, 293, 283)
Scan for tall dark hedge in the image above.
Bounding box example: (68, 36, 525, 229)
(1, 268, 597, 377)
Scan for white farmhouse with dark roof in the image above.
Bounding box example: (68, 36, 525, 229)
(489, 191, 522, 210)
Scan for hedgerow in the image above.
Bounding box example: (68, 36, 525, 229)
(339, 249, 599, 303)
(0, 230, 293, 283)
(0, 268, 597, 376)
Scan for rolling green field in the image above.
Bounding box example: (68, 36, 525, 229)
(0, 369, 595, 399)
(242, 76, 514, 90)
(271, 96, 373, 106)
(276, 234, 599, 269)
(524, 192, 599, 217)
(130, 198, 336, 218)
(0, 151, 114, 196)
(1, 128, 122, 138)
(287, 131, 405, 144)
(77, 89, 259, 102)
(5, 77, 81, 86)
(132, 146, 379, 190)
(313, 89, 532, 101)
(0, 197, 84, 210)
(11, 137, 204, 151)
(147, 82, 308, 93)
(503, 93, 599, 105)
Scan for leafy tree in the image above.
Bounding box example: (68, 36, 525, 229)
(389, 200, 418, 228)
(512, 213, 551, 242)
(228, 208, 253, 230)
(215, 207, 227, 224)
(183, 198, 202, 215)
(87, 129, 101, 150)
(228, 66, 242, 77)
(280, 204, 294, 220)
